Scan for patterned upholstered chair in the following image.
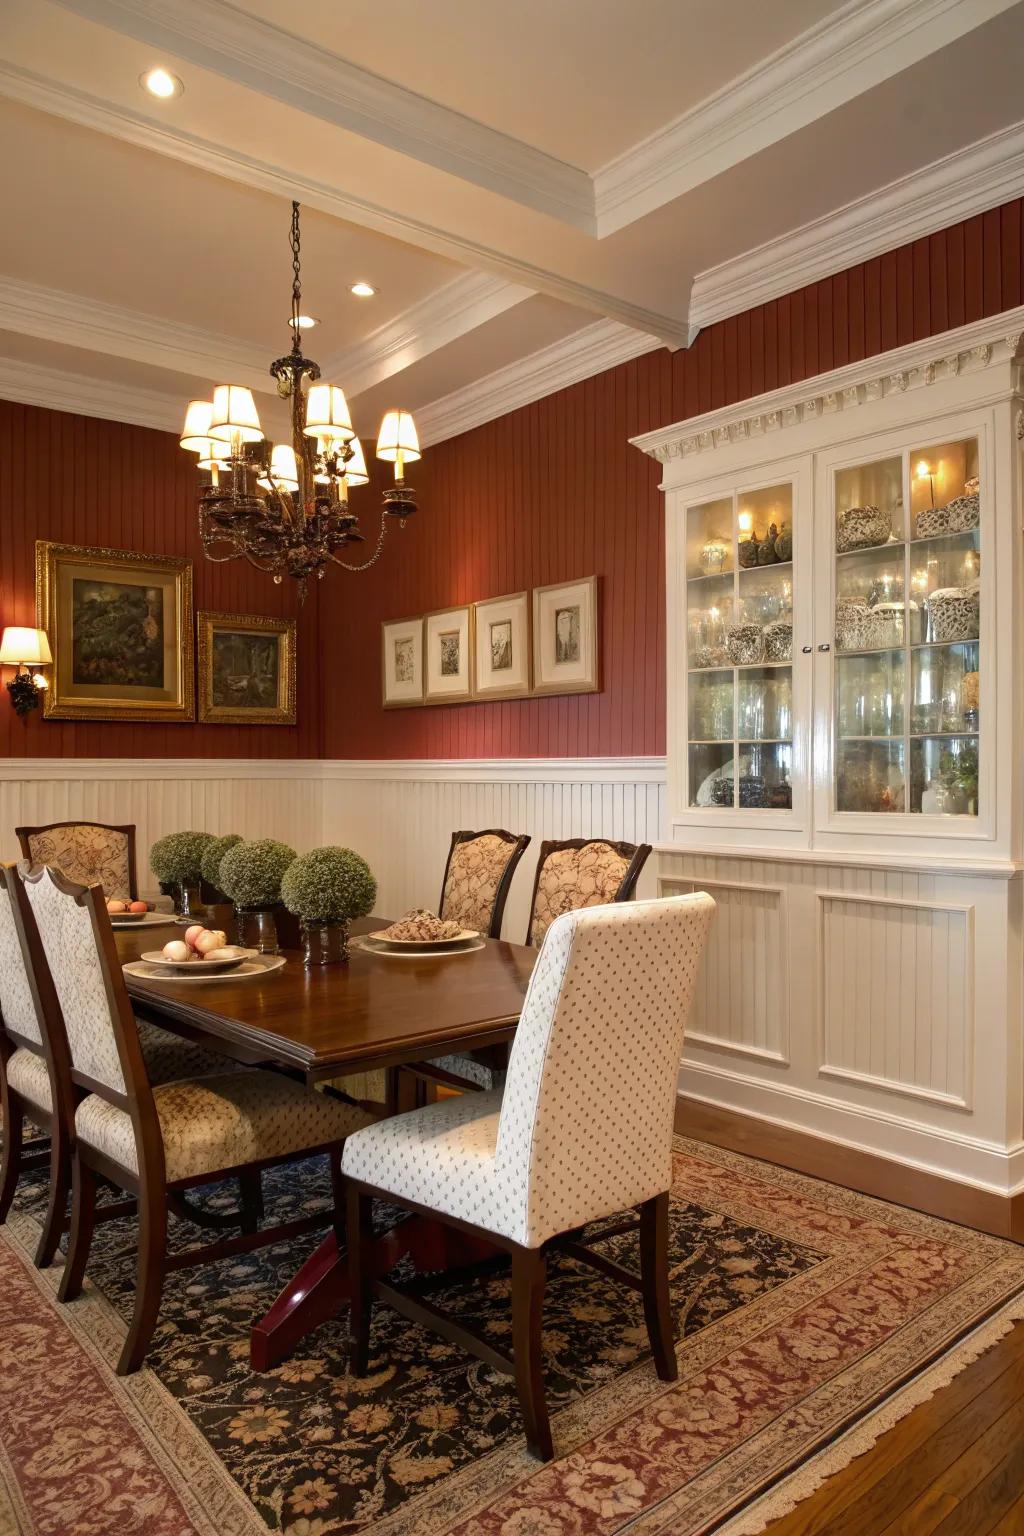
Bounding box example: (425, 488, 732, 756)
(343, 892, 716, 1460)
(21, 864, 372, 1374)
(17, 821, 138, 901)
(0, 864, 249, 1270)
(526, 836, 652, 947)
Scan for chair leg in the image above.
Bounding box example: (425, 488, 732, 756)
(116, 1189, 168, 1375)
(639, 1191, 676, 1381)
(329, 1147, 345, 1244)
(346, 1185, 373, 1376)
(57, 1157, 98, 1302)
(238, 1168, 263, 1235)
(34, 1133, 71, 1269)
(0, 1087, 24, 1224)
(511, 1246, 552, 1461)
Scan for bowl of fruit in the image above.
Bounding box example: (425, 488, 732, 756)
(142, 925, 250, 974)
(105, 898, 152, 923)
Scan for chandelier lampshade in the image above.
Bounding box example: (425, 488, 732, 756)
(179, 399, 214, 452)
(0, 627, 52, 667)
(197, 438, 231, 470)
(342, 436, 369, 486)
(258, 443, 300, 491)
(208, 384, 263, 445)
(304, 383, 354, 446)
(376, 409, 421, 466)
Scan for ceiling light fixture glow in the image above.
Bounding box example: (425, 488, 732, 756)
(291, 314, 318, 329)
(141, 67, 183, 99)
(350, 281, 376, 298)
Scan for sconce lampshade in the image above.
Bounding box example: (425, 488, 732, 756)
(179, 399, 214, 452)
(258, 443, 299, 491)
(376, 409, 420, 464)
(304, 384, 353, 445)
(342, 436, 369, 486)
(0, 627, 52, 666)
(208, 385, 263, 445)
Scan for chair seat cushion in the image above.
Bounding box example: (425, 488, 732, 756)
(427, 1053, 506, 1091)
(342, 1091, 511, 1236)
(137, 1019, 236, 1085)
(6, 1047, 51, 1113)
(76, 1072, 372, 1183)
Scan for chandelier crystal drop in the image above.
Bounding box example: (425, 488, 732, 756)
(179, 201, 421, 598)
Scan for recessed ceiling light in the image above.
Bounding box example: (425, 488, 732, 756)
(141, 67, 183, 99)
(350, 281, 376, 298)
(291, 314, 318, 329)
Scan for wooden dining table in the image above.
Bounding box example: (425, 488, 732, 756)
(115, 911, 537, 1368)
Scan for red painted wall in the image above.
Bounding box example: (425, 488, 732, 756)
(0, 403, 322, 759)
(322, 200, 1024, 759)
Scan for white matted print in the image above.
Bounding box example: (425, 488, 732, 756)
(472, 591, 530, 700)
(532, 576, 599, 696)
(424, 605, 473, 703)
(381, 616, 423, 708)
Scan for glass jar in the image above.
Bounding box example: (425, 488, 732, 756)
(235, 906, 278, 954)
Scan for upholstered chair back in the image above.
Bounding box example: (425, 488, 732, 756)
(22, 865, 130, 1096)
(0, 877, 44, 1048)
(17, 822, 136, 901)
(495, 893, 715, 1248)
(528, 838, 652, 947)
(440, 829, 530, 939)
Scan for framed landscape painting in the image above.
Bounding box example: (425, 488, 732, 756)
(472, 591, 530, 700)
(532, 575, 600, 696)
(381, 615, 424, 708)
(424, 605, 473, 703)
(35, 541, 194, 722)
(198, 611, 296, 725)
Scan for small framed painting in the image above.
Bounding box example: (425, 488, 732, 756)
(381, 616, 424, 708)
(472, 591, 530, 700)
(198, 611, 296, 725)
(424, 605, 473, 703)
(35, 540, 194, 722)
(532, 575, 599, 696)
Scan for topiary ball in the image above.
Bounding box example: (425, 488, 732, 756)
(280, 846, 377, 924)
(150, 831, 214, 885)
(218, 839, 297, 909)
(201, 833, 243, 890)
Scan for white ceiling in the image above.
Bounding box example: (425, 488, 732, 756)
(0, 0, 1022, 449)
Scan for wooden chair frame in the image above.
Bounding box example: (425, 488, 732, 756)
(524, 837, 653, 946)
(16, 820, 140, 901)
(19, 864, 349, 1375)
(346, 1179, 675, 1461)
(438, 828, 531, 940)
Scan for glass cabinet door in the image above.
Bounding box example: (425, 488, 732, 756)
(685, 482, 795, 812)
(832, 437, 980, 818)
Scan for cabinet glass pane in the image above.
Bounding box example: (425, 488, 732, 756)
(832, 439, 980, 818)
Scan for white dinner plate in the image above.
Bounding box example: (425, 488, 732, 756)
(139, 946, 255, 975)
(110, 911, 178, 929)
(366, 928, 479, 953)
(123, 955, 286, 983)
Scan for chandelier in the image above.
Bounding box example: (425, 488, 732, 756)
(178, 201, 421, 596)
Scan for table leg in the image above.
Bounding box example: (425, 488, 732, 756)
(250, 1214, 503, 1370)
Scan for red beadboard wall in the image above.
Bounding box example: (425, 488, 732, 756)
(322, 200, 1024, 759)
(0, 403, 323, 759)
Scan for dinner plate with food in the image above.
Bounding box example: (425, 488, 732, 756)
(105, 898, 177, 928)
(135, 925, 254, 975)
(361, 910, 481, 954)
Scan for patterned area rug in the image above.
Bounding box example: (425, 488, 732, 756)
(3, 1137, 1024, 1536)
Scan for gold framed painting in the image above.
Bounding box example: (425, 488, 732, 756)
(531, 575, 600, 696)
(424, 605, 473, 704)
(35, 541, 194, 722)
(381, 615, 424, 708)
(472, 591, 531, 700)
(197, 611, 297, 725)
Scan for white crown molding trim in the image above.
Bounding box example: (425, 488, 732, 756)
(0, 63, 690, 350)
(0, 756, 668, 785)
(632, 304, 1024, 463)
(690, 120, 1024, 331)
(416, 320, 666, 447)
(52, 0, 596, 233)
(593, 0, 1022, 236)
(323, 273, 534, 399)
(0, 354, 182, 433)
(0, 274, 270, 392)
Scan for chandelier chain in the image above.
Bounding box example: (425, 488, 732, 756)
(331, 508, 390, 571)
(289, 200, 302, 337)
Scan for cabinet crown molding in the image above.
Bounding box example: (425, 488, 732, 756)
(632, 307, 1024, 467)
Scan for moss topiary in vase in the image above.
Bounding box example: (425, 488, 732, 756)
(280, 846, 377, 965)
(200, 832, 243, 903)
(149, 831, 214, 918)
(218, 838, 297, 953)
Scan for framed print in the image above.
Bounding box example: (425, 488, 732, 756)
(382, 615, 424, 708)
(472, 591, 530, 700)
(532, 575, 600, 696)
(197, 611, 296, 725)
(35, 541, 194, 722)
(424, 605, 473, 703)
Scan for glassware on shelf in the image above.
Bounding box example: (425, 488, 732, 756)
(836, 740, 906, 813)
(688, 673, 734, 742)
(837, 651, 905, 738)
(699, 539, 729, 575)
(911, 737, 978, 815)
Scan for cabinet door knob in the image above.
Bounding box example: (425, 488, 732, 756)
(817, 642, 831, 652)
(801, 645, 812, 654)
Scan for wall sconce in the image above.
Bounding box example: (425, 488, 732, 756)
(0, 627, 52, 716)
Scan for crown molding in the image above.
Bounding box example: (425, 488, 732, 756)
(416, 319, 666, 447)
(631, 304, 1024, 464)
(593, 0, 1022, 237)
(689, 120, 1024, 330)
(324, 272, 533, 399)
(0, 353, 182, 432)
(0, 63, 691, 349)
(52, 0, 595, 232)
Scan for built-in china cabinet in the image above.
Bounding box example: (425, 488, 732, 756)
(634, 307, 1024, 1221)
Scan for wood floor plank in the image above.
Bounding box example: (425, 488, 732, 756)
(929, 1443, 1024, 1535)
(989, 1493, 1024, 1533)
(881, 1395, 1024, 1534)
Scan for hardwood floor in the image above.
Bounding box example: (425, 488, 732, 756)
(760, 1321, 1024, 1534)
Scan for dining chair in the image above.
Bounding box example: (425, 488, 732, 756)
(0, 863, 252, 1270)
(21, 863, 373, 1374)
(17, 820, 138, 901)
(526, 836, 653, 947)
(343, 891, 716, 1460)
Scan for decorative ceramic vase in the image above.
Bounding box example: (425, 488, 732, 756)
(757, 523, 779, 564)
(763, 620, 793, 662)
(915, 505, 949, 539)
(945, 492, 980, 532)
(301, 919, 350, 967)
(725, 624, 764, 665)
(926, 587, 980, 643)
(236, 906, 278, 954)
(737, 535, 760, 568)
(774, 526, 792, 562)
(836, 505, 890, 552)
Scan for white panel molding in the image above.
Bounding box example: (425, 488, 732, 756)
(416, 320, 665, 446)
(690, 120, 1024, 330)
(52, 0, 596, 232)
(0, 354, 182, 432)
